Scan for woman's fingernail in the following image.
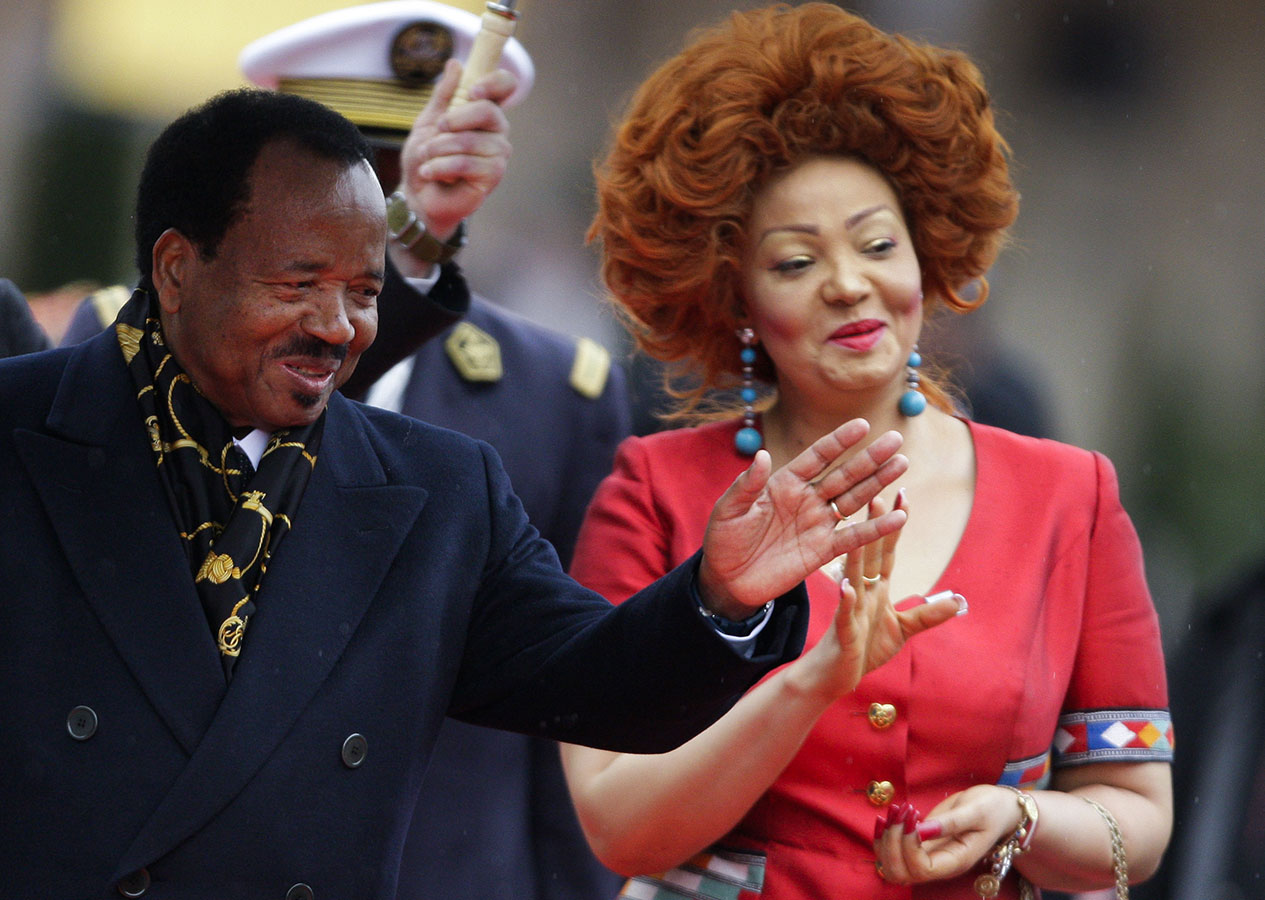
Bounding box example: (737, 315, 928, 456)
(874, 815, 886, 841)
(902, 806, 918, 833)
(924, 590, 969, 616)
(915, 819, 943, 841)
(895, 487, 907, 510)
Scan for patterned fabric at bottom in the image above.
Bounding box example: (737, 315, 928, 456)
(617, 847, 765, 900)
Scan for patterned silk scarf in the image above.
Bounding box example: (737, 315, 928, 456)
(116, 288, 323, 678)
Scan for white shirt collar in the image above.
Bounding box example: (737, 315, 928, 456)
(233, 428, 271, 469)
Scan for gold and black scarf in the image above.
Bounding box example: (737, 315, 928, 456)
(116, 288, 323, 678)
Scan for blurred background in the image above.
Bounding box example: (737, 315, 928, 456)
(1, 0, 1261, 641)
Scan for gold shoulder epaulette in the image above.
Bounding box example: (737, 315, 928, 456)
(444, 320, 503, 383)
(89, 285, 132, 328)
(569, 337, 611, 400)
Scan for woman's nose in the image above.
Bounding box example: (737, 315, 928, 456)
(821, 261, 868, 305)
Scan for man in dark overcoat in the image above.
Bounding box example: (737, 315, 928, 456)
(0, 87, 915, 898)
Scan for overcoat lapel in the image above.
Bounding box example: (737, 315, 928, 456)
(113, 394, 429, 876)
(17, 332, 225, 755)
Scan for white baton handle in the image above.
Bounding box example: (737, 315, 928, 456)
(453, 3, 519, 106)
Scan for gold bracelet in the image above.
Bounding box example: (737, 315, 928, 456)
(973, 787, 1039, 899)
(1081, 796, 1129, 899)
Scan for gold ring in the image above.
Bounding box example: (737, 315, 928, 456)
(861, 574, 882, 585)
(875, 859, 886, 880)
(828, 498, 846, 522)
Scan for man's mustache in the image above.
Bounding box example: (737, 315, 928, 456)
(269, 336, 350, 363)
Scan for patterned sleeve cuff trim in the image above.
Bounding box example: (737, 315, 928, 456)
(1052, 708, 1175, 766)
(998, 750, 1054, 790)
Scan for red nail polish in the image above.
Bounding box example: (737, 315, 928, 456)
(874, 816, 886, 841)
(902, 806, 918, 834)
(915, 819, 943, 841)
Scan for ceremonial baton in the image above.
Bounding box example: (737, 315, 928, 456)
(453, 1, 521, 105)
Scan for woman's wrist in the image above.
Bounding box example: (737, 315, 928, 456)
(973, 787, 1039, 899)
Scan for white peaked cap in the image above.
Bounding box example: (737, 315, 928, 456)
(239, 1, 533, 137)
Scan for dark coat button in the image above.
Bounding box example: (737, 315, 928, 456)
(117, 868, 150, 896)
(341, 733, 367, 768)
(67, 706, 98, 741)
(286, 883, 314, 900)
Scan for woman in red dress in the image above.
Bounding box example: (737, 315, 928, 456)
(562, 5, 1173, 899)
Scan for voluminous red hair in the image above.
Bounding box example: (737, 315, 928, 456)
(590, 3, 1019, 417)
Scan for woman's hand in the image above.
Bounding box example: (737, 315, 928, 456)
(791, 492, 964, 702)
(563, 493, 960, 876)
(872, 784, 1025, 886)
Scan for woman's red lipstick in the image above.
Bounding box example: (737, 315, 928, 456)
(829, 319, 886, 351)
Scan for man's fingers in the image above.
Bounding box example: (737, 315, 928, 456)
(820, 453, 909, 522)
(437, 95, 511, 135)
(418, 129, 511, 161)
(786, 418, 871, 482)
(829, 508, 907, 559)
(419, 151, 510, 185)
(713, 448, 773, 520)
(815, 430, 903, 493)
(413, 59, 462, 128)
(464, 68, 517, 104)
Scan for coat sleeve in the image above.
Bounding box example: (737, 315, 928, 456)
(446, 440, 807, 753)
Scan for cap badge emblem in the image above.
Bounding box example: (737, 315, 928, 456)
(390, 21, 455, 86)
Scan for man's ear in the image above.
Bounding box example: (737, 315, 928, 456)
(150, 228, 196, 314)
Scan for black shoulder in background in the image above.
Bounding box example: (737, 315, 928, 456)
(0, 278, 53, 359)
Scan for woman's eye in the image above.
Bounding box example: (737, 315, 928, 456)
(864, 238, 897, 255)
(771, 256, 813, 274)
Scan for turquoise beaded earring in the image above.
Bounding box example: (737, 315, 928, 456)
(735, 327, 763, 455)
(898, 345, 927, 417)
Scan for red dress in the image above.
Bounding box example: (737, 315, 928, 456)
(569, 419, 1172, 900)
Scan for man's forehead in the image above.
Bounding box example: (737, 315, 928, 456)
(241, 144, 379, 209)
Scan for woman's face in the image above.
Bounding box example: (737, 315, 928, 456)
(740, 156, 924, 412)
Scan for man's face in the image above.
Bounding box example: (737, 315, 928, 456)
(155, 140, 386, 433)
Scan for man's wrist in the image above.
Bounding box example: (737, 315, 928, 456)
(698, 600, 774, 637)
(384, 191, 467, 266)
(694, 562, 774, 631)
